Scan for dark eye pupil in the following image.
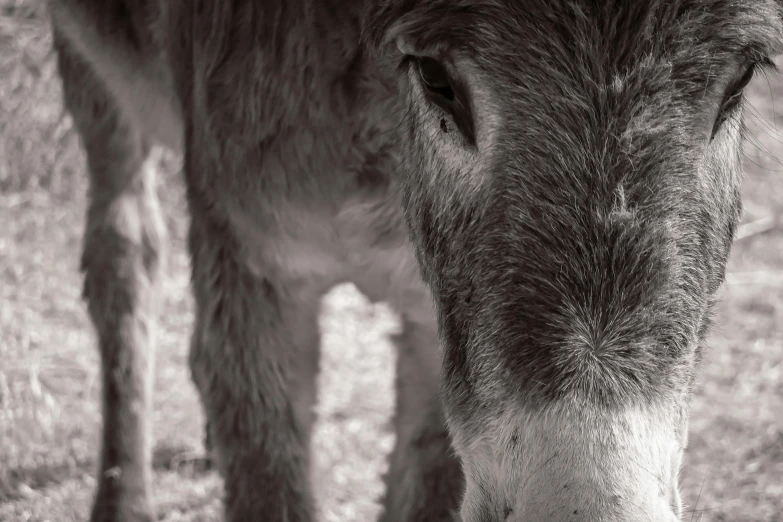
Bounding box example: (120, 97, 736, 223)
(417, 57, 455, 101)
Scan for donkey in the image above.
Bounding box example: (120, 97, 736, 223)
(47, 0, 783, 521)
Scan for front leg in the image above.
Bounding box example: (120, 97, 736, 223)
(187, 218, 323, 522)
(379, 315, 465, 522)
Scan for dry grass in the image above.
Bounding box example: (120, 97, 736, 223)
(1, 2, 781, 521)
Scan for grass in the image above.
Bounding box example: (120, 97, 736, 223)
(1, 2, 782, 521)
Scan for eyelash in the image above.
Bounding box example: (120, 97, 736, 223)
(711, 58, 773, 139)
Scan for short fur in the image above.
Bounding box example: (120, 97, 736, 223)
(48, 1, 783, 521)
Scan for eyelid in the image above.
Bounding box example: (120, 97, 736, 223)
(709, 59, 766, 140)
(727, 63, 757, 94)
(726, 56, 775, 94)
(395, 37, 417, 56)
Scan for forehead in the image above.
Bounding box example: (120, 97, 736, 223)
(380, 0, 783, 174)
(387, 0, 783, 66)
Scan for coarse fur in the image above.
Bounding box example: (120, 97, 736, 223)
(46, 1, 783, 521)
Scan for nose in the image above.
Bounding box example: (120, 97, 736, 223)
(456, 404, 685, 522)
(502, 458, 683, 522)
(507, 499, 680, 522)
(504, 428, 683, 522)
(504, 481, 681, 522)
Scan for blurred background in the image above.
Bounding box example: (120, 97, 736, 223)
(0, 2, 781, 521)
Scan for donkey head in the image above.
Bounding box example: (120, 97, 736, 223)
(365, 1, 783, 520)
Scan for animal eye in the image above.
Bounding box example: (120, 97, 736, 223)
(711, 63, 757, 139)
(722, 65, 755, 114)
(416, 57, 455, 101)
(408, 55, 476, 144)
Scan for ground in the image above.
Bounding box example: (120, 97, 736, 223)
(0, 2, 781, 522)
